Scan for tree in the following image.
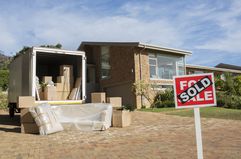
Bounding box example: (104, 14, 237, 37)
(40, 43, 62, 49)
(13, 46, 31, 59)
(13, 44, 63, 60)
(234, 75, 241, 96)
(0, 70, 9, 91)
(216, 73, 241, 109)
(132, 80, 161, 108)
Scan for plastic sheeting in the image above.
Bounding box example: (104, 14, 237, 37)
(51, 103, 113, 131)
(29, 103, 64, 135)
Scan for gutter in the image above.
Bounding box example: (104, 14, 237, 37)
(138, 42, 192, 55)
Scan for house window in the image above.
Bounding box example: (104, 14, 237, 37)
(101, 46, 111, 79)
(149, 53, 185, 79)
(149, 54, 157, 78)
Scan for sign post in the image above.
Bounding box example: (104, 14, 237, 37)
(173, 73, 216, 159)
(194, 107, 203, 159)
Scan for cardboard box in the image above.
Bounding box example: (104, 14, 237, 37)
(112, 110, 131, 127)
(56, 91, 70, 100)
(55, 82, 70, 92)
(57, 76, 66, 83)
(21, 108, 35, 123)
(59, 65, 74, 89)
(42, 76, 52, 83)
(91, 92, 106, 103)
(107, 97, 122, 107)
(18, 96, 35, 108)
(60, 65, 73, 76)
(68, 88, 78, 100)
(44, 86, 57, 100)
(21, 123, 39, 134)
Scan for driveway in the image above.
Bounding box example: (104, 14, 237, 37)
(0, 110, 241, 159)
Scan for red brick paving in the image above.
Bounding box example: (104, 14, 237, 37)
(0, 110, 241, 159)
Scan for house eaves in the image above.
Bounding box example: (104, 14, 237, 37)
(138, 42, 192, 55)
(79, 41, 192, 55)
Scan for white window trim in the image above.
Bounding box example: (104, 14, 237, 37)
(149, 53, 186, 80)
(149, 57, 158, 79)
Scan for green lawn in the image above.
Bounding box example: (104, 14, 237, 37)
(139, 107, 241, 121)
(139, 107, 177, 112)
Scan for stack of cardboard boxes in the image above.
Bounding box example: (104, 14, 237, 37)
(91, 92, 131, 128)
(55, 65, 74, 100)
(38, 65, 76, 101)
(19, 96, 39, 134)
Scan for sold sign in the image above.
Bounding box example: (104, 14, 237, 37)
(174, 73, 216, 108)
(173, 73, 216, 159)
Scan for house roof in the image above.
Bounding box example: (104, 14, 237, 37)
(186, 64, 241, 74)
(33, 47, 85, 56)
(79, 41, 192, 55)
(215, 63, 241, 71)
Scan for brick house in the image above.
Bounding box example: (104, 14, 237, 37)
(186, 64, 241, 80)
(215, 63, 241, 71)
(78, 42, 192, 109)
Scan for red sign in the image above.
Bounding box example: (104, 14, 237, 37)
(174, 73, 216, 109)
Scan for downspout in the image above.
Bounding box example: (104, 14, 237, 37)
(139, 45, 146, 107)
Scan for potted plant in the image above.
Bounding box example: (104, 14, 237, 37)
(112, 105, 133, 127)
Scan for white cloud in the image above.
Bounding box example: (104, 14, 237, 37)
(0, 18, 18, 53)
(0, 0, 241, 68)
(0, 2, 185, 54)
(192, 1, 241, 54)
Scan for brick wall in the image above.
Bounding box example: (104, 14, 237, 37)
(134, 48, 184, 108)
(83, 45, 137, 106)
(100, 46, 135, 87)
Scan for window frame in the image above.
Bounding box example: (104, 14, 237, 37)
(100, 46, 111, 79)
(149, 53, 186, 80)
(149, 55, 158, 79)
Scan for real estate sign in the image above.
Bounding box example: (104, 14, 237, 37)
(174, 73, 216, 109)
(173, 73, 216, 159)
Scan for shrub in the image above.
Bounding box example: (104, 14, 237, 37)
(122, 105, 135, 111)
(224, 95, 241, 109)
(215, 76, 225, 91)
(153, 89, 175, 108)
(216, 91, 225, 107)
(0, 70, 9, 91)
(155, 100, 175, 108)
(215, 74, 241, 109)
(234, 76, 241, 96)
(0, 91, 8, 110)
(216, 91, 241, 109)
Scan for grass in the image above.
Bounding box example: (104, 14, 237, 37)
(139, 107, 176, 112)
(139, 107, 241, 121)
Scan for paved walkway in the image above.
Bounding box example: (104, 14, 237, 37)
(0, 110, 241, 159)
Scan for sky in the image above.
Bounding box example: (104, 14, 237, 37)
(0, 0, 241, 66)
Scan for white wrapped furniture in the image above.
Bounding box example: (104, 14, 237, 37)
(51, 103, 113, 131)
(29, 103, 64, 135)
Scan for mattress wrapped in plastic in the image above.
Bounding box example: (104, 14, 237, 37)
(51, 103, 112, 131)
